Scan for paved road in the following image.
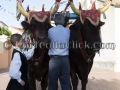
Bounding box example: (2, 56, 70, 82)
(0, 67, 120, 90)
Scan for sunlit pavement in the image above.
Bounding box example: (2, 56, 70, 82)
(1, 67, 120, 90)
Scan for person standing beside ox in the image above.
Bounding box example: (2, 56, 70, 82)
(48, 14, 70, 90)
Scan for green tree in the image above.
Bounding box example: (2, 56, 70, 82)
(0, 27, 12, 36)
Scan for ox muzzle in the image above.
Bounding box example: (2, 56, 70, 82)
(37, 35, 49, 48)
(93, 41, 102, 52)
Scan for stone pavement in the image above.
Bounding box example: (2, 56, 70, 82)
(0, 68, 9, 90)
(0, 67, 120, 90)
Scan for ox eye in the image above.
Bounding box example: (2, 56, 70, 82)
(30, 25, 35, 30)
(84, 23, 88, 28)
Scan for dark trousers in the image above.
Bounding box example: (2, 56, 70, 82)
(48, 56, 70, 90)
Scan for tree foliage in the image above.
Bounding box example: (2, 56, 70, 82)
(0, 27, 12, 36)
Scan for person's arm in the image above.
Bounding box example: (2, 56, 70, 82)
(23, 45, 35, 60)
(64, 11, 70, 27)
(9, 52, 22, 83)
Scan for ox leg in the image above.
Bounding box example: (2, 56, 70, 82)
(56, 81, 58, 90)
(70, 63, 78, 90)
(81, 62, 90, 90)
(81, 61, 93, 90)
(28, 69, 36, 90)
(81, 77, 88, 90)
(81, 60, 93, 90)
(41, 71, 48, 90)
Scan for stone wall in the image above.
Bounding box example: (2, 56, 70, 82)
(0, 35, 12, 69)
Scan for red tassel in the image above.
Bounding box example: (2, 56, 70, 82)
(42, 4, 45, 12)
(56, 0, 61, 2)
(79, 2, 82, 10)
(90, 1, 96, 10)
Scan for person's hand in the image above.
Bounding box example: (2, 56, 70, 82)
(19, 80, 25, 86)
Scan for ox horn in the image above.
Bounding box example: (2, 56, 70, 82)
(98, 1, 112, 14)
(17, 2, 28, 18)
(49, 0, 60, 15)
(69, 1, 80, 16)
(70, 0, 112, 15)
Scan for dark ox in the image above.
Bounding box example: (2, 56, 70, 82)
(68, 0, 112, 90)
(21, 18, 51, 90)
(17, 0, 61, 90)
(69, 18, 104, 90)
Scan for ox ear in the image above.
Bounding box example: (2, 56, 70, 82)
(21, 21, 29, 30)
(99, 21, 105, 27)
(69, 19, 82, 31)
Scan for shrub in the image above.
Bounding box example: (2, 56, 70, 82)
(0, 27, 12, 36)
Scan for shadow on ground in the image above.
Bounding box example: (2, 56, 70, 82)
(86, 78, 120, 90)
(1, 68, 120, 90)
(35, 78, 120, 90)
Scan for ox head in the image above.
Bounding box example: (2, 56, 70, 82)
(17, 0, 61, 47)
(21, 18, 51, 47)
(81, 18, 105, 54)
(69, 0, 112, 54)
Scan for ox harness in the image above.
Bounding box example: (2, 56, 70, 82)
(78, 10, 100, 60)
(22, 29, 46, 64)
(22, 29, 31, 51)
(78, 31, 92, 62)
(32, 48, 46, 64)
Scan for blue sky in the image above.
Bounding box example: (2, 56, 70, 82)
(0, 0, 78, 28)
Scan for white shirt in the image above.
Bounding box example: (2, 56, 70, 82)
(48, 25, 70, 56)
(8, 46, 35, 82)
